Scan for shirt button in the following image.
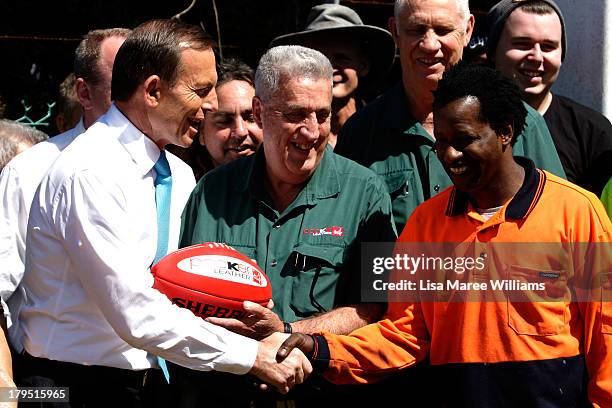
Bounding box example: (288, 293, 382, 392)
(274, 224, 280, 229)
(433, 184, 440, 192)
(402, 183, 409, 195)
(270, 259, 278, 267)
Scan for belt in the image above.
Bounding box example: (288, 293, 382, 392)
(17, 351, 156, 389)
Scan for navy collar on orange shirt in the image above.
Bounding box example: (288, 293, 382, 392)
(445, 157, 546, 219)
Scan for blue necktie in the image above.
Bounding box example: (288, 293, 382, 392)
(153, 151, 172, 264)
(153, 150, 172, 382)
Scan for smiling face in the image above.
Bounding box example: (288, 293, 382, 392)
(493, 9, 562, 109)
(434, 96, 513, 196)
(200, 79, 263, 167)
(390, 0, 473, 90)
(302, 36, 369, 100)
(254, 76, 332, 186)
(153, 47, 218, 148)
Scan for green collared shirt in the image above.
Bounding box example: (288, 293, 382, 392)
(335, 83, 566, 234)
(180, 146, 397, 322)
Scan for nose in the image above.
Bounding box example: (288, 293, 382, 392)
(298, 112, 320, 140)
(528, 43, 544, 62)
(202, 87, 218, 114)
(420, 29, 441, 52)
(230, 116, 248, 139)
(437, 143, 462, 164)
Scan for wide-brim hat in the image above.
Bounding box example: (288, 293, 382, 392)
(269, 4, 396, 84)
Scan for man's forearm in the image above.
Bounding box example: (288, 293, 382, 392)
(290, 303, 385, 335)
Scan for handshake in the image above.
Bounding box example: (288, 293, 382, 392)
(248, 332, 316, 394)
(206, 300, 320, 394)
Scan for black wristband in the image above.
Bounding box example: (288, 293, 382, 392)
(283, 321, 292, 334)
(309, 335, 330, 373)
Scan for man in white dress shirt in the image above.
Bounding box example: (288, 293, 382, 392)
(10, 19, 310, 407)
(0, 28, 130, 327)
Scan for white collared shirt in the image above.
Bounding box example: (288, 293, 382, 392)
(0, 120, 86, 323)
(10, 104, 257, 373)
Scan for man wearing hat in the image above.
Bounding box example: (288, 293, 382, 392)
(334, 0, 565, 235)
(487, 0, 612, 196)
(270, 4, 395, 147)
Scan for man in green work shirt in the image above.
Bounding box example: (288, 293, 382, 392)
(176, 45, 396, 406)
(335, 0, 565, 234)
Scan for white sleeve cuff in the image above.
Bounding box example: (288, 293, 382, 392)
(210, 329, 258, 375)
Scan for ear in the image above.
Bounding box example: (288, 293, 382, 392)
(76, 78, 93, 111)
(463, 14, 475, 47)
(499, 124, 514, 147)
(55, 114, 68, 133)
(388, 17, 399, 45)
(143, 75, 162, 108)
(252, 96, 264, 129)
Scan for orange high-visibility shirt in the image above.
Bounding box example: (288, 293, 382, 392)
(318, 159, 612, 407)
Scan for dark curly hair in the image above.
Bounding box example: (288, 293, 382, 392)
(433, 62, 527, 145)
(217, 58, 254, 88)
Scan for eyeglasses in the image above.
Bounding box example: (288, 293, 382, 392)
(267, 106, 331, 126)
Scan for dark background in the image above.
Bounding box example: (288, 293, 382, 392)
(0, 0, 495, 135)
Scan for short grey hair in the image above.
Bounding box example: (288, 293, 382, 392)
(394, 0, 471, 27)
(0, 120, 48, 170)
(255, 45, 333, 102)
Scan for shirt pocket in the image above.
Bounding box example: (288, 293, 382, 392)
(289, 243, 346, 319)
(383, 168, 416, 232)
(227, 244, 257, 263)
(506, 265, 569, 336)
(385, 168, 415, 201)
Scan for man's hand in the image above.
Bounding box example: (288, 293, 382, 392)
(249, 332, 312, 394)
(276, 333, 315, 361)
(206, 300, 283, 340)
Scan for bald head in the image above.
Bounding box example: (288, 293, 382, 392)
(394, 0, 471, 25)
(389, 0, 474, 96)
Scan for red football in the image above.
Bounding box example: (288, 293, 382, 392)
(152, 243, 271, 320)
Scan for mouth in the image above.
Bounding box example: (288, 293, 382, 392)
(187, 118, 202, 132)
(417, 57, 444, 68)
(446, 158, 472, 177)
(226, 144, 256, 155)
(291, 141, 316, 152)
(332, 74, 345, 85)
(518, 69, 544, 82)
(448, 165, 468, 176)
